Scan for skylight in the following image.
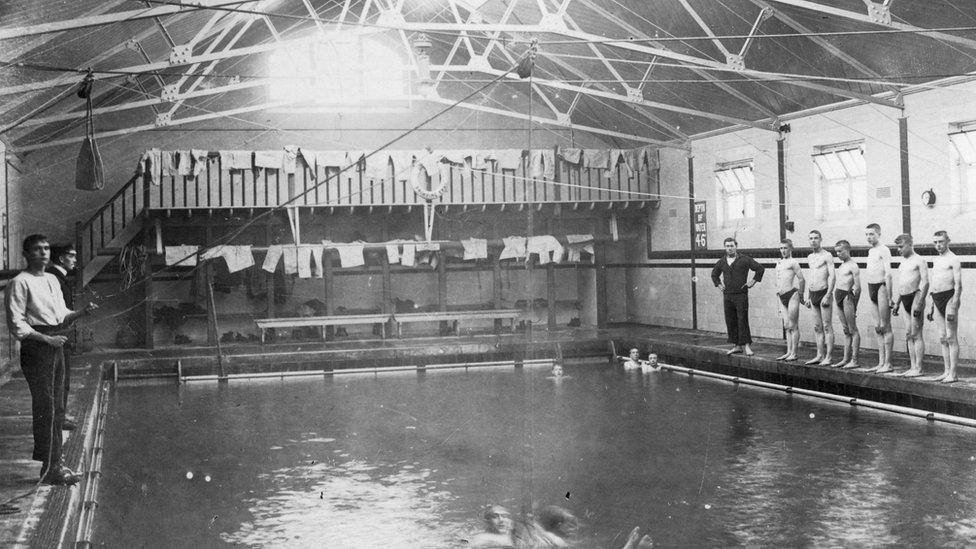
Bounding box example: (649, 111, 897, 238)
(268, 35, 409, 110)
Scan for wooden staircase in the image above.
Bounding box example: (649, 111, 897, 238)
(76, 173, 146, 287)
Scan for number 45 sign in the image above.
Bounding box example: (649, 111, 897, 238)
(693, 201, 707, 250)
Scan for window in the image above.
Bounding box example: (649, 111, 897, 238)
(812, 142, 866, 216)
(268, 35, 409, 111)
(715, 161, 755, 223)
(949, 127, 976, 206)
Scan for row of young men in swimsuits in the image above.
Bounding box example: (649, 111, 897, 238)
(774, 224, 961, 383)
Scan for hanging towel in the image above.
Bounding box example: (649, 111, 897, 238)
(388, 151, 415, 178)
(310, 245, 324, 278)
(282, 146, 300, 174)
(296, 246, 313, 278)
(559, 147, 582, 165)
(529, 150, 545, 179)
(174, 150, 193, 176)
(254, 150, 284, 171)
(565, 234, 595, 262)
(583, 149, 609, 169)
(499, 237, 527, 261)
(262, 244, 283, 273)
(494, 149, 523, 170)
(222, 245, 255, 273)
(472, 152, 495, 170)
(191, 149, 209, 176)
(219, 150, 252, 171)
(311, 151, 347, 169)
(281, 246, 298, 275)
(461, 238, 488, 260)
(527, 235, 564, 265)
(415, 149, 441, 176)
(199, 246, 225, 261)
(335, 243, 365, 268)
(160, 151, 178, 176)
(138, 148, 162, 185)
(401, 243, 416, 267)
(364, 152, 390, 181)
(623, 149, 640, 176)
(164, 245, 199, 267)
(441, 150, 468, 165)
(386, 243, 401, 264)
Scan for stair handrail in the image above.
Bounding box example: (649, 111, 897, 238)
(75, 172, 143, 271)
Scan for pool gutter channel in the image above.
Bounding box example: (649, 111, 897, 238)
(71, 380, 111, 547)
(177, 358, 557, 382)
(660, 363, 976, 429)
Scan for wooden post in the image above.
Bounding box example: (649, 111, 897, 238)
(143, 261, 154, 350)
(206, 277, 226, 379)
(595, 217, 608, 329)
(546, 217, 556, 330)
(493, 256, 503, 332)
(323, 247, 335, 339)
(437, 251, 448, 334)
(266, 221, 275, 320)
(205, 261, 216, 346)
(546, 262, 556, 330)
(381, 232, 393, 338)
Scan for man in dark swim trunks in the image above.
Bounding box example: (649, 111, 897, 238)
(774, 239, 805, 361)
(863, 223, 894, 373)
(892, 234, 928, 377)
(927, 231, 961, 383)
(832, 240, 860, 369)
(804, 230, 835, 366)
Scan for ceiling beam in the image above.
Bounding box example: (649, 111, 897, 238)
(425, 96, 686, 148)
(750, 0, 901, 96)
(0, 0, 129, 62)
(573, 0, 778, 118)
(676, 0, 734, 59)
(765, 0, 976, 51)
(0, 0, 261, 41)
(435, 65, 774, 130)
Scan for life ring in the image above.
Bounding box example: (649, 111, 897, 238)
(410, 162, 446, 200)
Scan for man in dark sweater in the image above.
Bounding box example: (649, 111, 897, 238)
(46, 244, 78, 431)
(711, 237, 765, 356)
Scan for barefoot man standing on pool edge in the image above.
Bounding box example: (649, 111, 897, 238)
(928, 230, 961, 383)
(864, 223, 894, 373)
(711, 237, 765, 356)
(804, 230, 835, 366)
(775, 239, 804, 361)
(832, 240, 860, 369)
(892, 233, 928, 377)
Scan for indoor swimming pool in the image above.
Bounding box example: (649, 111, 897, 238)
(93, 362, 976, 547)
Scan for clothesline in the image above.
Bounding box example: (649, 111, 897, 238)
(136, 145, 661, 185)
(162, 234, 605, 275)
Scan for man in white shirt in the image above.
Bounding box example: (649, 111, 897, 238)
(6, 235, 95, 485)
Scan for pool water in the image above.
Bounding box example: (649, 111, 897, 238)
(94, 363, 976, 548)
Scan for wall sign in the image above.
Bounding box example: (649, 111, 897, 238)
(693, 201, 707, 250)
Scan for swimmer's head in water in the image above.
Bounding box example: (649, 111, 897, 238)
(648, 353, 658, 365)
(538, 505, 578, 539)
(485, 505, 513, 534)
(551, 364, 564, 376)
(629, 348, 640, 360)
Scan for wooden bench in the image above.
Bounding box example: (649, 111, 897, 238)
(255, 314, 391, 343)
(392, 309, 522, 338)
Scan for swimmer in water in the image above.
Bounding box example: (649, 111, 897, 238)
(640, 353, 661, 373)
(618, 348, 642, 370)
(623, 526, 655, 549)
(468, 505, 515, 548)
(551, 364, 564, 377)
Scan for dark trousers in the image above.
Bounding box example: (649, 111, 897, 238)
(20, 336, 65, 465)
(61, 350, 71, 419)
(723, 293, 752, 345)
